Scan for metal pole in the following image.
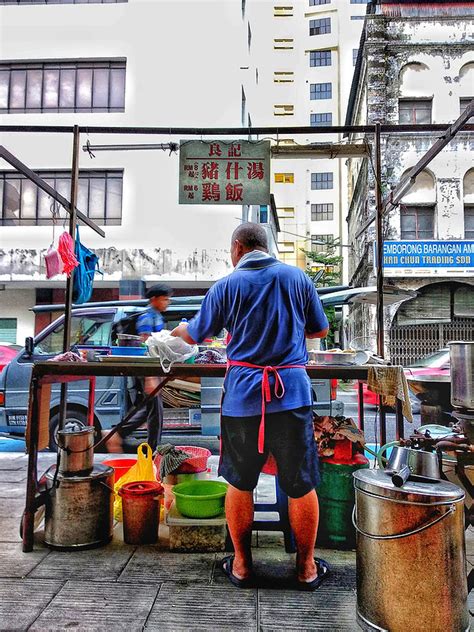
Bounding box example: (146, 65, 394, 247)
(59, 125, 80, 430)
(375, 123, 384, 359)
(374, 123, 387, 447)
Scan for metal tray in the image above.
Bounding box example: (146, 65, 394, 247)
(309, 350, 357, 365)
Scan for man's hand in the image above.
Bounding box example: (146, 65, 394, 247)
(170, 322, 197, 345)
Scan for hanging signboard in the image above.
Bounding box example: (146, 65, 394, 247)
(179, 140, 270, 205)
(374, 240, 474, 277)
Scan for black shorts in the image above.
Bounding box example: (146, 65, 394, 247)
(219, 406, 320, 498)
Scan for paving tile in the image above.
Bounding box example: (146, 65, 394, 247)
(0, 515, 23, 542)
(29, 542, 135, 581)
(0, 482, 25, 499)
(0, 496, 27, 517)
(0, 578, 62, 631)
(258, 585, 358, 631)
(0, 542, 50, 578)
(0, 470, 27, 483)
(30, 580, 158, 632)
(119, 547, 215, 584)
(146, 583, 257, 631)
(0, 458, 26, 471)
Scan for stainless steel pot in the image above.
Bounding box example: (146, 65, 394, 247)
(44, 463, 114, 549)
(57, 423, 94, 476)
(449, 341, 474, 409)
(386, 445, 441, 481)
(353, 469, 469, 632)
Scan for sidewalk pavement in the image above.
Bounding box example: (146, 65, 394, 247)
(0, 452, 472, 631)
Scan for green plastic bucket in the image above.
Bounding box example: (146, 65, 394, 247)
(316, 455, 369, 549)
(172, 480, 228, 518)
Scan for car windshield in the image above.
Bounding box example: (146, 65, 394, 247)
(35, 312, 114, 355)
(407, 350, 449, 368)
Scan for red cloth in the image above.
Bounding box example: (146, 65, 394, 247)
(58, 231, 79, 276)
(226, 360, 306, 454)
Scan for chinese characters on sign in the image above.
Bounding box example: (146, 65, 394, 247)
(179, 140, 271, 205)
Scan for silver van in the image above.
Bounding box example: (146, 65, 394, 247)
(0, 299, 343, 451)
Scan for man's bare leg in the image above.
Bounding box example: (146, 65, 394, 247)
(225, 485, 254, 579)
(289, 489, 319, 582)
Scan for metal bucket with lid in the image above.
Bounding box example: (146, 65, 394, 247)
(57, 421, 95, 476)
(353, 469, 469, 632)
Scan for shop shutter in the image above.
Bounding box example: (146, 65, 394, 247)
(0, 318, 17, 344)
(397, 285, 451, 325)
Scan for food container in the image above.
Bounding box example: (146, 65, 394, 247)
(166, 502, 227, 552)
(162, 471, 209, 511)
(110, 346, 147, 356)
(309, 350, 357, 365)
(172, 480, 227, 518)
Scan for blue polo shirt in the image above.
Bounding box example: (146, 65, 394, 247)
(187, 257, 328, 417)
(136, 307, 165, 335)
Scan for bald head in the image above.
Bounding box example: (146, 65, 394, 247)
(230, 222, 269, 267)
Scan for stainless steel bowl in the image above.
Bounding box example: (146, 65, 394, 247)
(386, 445, 441, 480)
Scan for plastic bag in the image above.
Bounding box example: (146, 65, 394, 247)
(146, 330, 198, 373)
(113, 443, 157, 521)
(44, 246, 64, 279)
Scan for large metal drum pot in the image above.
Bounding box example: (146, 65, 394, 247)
(449, 341, 474, 409)
(44, 464, 114, 550)
(353, 469, 469, 632)
(57, 423, 95, 476)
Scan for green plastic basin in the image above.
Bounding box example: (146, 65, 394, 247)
(172, 480, 228, 518)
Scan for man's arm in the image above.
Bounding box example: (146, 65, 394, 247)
(170, 322, 197, 344)
(306, 327, 329, 339)
(304, 278, 329, 340)
(171, 285, 224, 344)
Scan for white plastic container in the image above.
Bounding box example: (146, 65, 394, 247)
(165, 502, 227, 552)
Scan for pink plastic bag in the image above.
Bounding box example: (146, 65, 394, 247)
(44, 246, 64, 279)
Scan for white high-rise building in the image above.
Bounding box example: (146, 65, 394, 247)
(244, 0, 367, 273)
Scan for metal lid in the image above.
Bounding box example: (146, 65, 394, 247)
(57, 422, 94, 436)
(353, 469, 464, 503)
(46, 463, 114, 482)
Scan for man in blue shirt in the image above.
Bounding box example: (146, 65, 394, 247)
(119, 284, 171, 451)
(172, 223, 329, 591)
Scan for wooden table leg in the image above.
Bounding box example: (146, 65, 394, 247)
(357, 381, 365, 432)
(23, 376, 40, 552)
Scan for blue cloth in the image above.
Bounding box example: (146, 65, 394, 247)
(136, 307, 165, 335)
(187, 257, 328, 417)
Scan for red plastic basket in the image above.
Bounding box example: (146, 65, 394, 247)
(154, 446, 211, 475)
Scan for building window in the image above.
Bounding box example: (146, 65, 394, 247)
(353, 49, 359, 66)
(311, 172, 333, 189)
(274, 38, 294, 50)
(0, 170, 123, 226)
(310, 112, 332, 126)
(460, 97, 474, 123)
(0, 319, 17, 344)
(309, 18, 331, 36)
(465, 205, 474, 239)
(275, 173, 294, 183)
(311, 234, 333, 253)
(399, 99, 432, 124)
(274, 5, 293, 17)
(277, 206, 295, 218)
(259, 206, 269, 223)
(0, 60, 126, 113)
(311, 203, 334, 221)
(351, 15, 365, 19)
(274, 104, 294, 116)
(350, 0, 369, 3)
(400, 206, 435, 240)
(278, 241, 295, 253)
(310, 82, 332, 100)
(0, 0, 126, 3)
(310, 50, 332, 67)
(274, 71, 294, 83)
(310, 0, 330, 5)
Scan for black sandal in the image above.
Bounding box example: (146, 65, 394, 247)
(220, 555, 255, 589)
(295, 557, 330, 591)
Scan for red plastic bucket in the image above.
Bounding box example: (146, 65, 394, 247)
(119, 481, 164, 545)
(102, 458, 137, 483)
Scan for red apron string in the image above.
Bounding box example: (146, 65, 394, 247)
(226, 360, 306, 454)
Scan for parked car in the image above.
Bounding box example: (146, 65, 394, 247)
(357, 349, 450, 408)
(0, 343, 22, 373)
(0, 298, 343, 451)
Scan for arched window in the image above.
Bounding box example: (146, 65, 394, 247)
(459, 63, 473, 122)
(400, 170, 436, 240)
(398, 63, 432, 124)
(464, 168, 474, 239)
